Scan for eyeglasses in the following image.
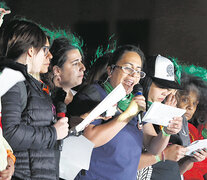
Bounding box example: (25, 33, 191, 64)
(42, 46, 50, 56)
(112, 65, 146, 78)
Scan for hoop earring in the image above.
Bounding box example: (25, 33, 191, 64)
(103, 75, 110, 85)
(102, 67, 113, 85)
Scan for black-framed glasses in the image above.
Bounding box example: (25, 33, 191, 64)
(42, 46, 50, 56)
(112, 64, 146, 78)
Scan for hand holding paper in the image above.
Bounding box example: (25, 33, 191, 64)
(69, 83, 126, 134)
(164, 116, 183, 135)
(186, 139, 207, 156)
(142, 102, 186, 127)
(60, 83, 126, 179)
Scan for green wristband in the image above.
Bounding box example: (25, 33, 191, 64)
(155, 155, 161, 162)
(162, 128, 171, 137)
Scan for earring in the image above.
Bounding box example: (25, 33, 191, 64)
(103, 75, 110, 84)
(57, 76, 61, 82)
(53, 74, 61, 84)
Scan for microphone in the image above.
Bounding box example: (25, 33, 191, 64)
(56, 102, 67, 151)
(56, 102, 66, 119)
(133, 84, 144, 129)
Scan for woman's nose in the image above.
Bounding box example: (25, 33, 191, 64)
(187, 102, 194, 110)
(80, 62, 86, 71)
(48, 51, 53, 59)
(162, 89, 171, 96)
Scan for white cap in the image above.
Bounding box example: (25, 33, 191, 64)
(154, 55, 175, 82)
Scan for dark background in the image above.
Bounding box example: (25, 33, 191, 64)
(5, 0, 207, 68)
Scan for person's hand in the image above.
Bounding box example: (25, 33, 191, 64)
(133, 95, 146, 112)
(0, 8, 11, 27)
(81, 112, 112, 121)
(164, 116, 183, 135)
(124, 95, 146, 118)
(0, 157, 14, 180)
(164, 144, 187, 161)
(97, 116, 112, 121)
(80, 112, 90, 120)
(0, 8, 11, 18)
(53, 117, 69, 140)
(164, 93, 177, 107)
(117, 95, 145, 123)
(190, 148, 207, 162)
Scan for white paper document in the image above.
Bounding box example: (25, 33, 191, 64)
(0, 68, 25, 97)
(59, 135, 94, 180)
(186, 139, 207, 156)
(142, 102, 186, 126)
(74, 83, 126, 133)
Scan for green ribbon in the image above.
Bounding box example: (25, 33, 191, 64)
(202, 128, 207, 139)
(103, 81, 134, 111)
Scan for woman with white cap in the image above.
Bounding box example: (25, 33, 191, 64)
(137, 55, 206, 180)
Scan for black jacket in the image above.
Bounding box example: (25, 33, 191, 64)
(1, 60, 59, 180)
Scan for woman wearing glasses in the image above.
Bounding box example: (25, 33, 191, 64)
(0, 19, 69, 180)
(69, 45, 182, 180)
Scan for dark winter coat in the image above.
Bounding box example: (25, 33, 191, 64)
(1, 60, 59, 180)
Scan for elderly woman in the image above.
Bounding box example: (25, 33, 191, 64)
(69, 45, 182, 180)
(177, 73, 207, 180)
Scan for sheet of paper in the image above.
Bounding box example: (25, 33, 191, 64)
(59, 135, 94, 180)
(0, 68, 25, 97)
(186, 139, 207, 156)
(75, 83, 126, 132)
(142, 102, 186, 126)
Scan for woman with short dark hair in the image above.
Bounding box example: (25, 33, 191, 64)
(0, 19, 69, 180)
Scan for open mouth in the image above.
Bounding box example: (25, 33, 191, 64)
(124, 79, 134, 86)
(123, 79, 134, 93)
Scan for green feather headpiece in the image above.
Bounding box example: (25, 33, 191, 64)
(168, 56, 207, 83)
(53, 29, 84, 54)
(168, 56, 182, 84)
(0, 1, 9, 9)
(90, 34, 117, 67)
(40, 27, 84, 55)
(182, 64, 207, 82)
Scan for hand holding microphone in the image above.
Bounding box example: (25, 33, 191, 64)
(53, 102, 69, 140)
(132, 84, 146, 128)
(54, 117, 69, 140)
(120, 84, 146, 123)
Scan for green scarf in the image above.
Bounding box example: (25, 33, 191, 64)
(147, 101, 153, 109)
(103, 81, 134, 111)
